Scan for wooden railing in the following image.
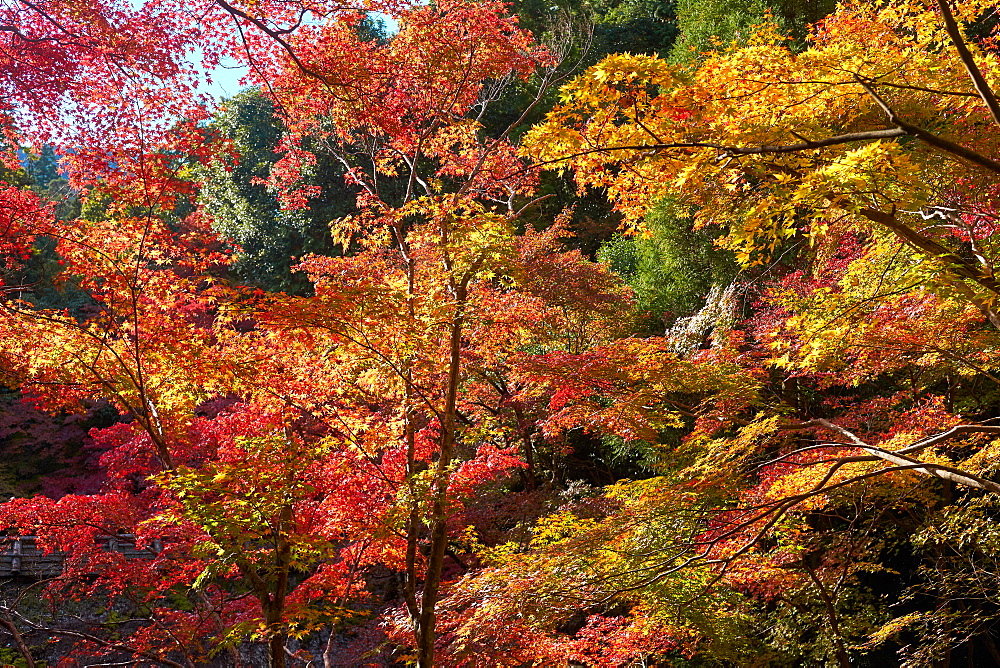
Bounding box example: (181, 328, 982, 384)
(0, 535, 161, 578)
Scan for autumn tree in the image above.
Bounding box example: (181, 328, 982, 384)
(224, 3, 633, 662)
(465, 0, 1000, 662)
(529, 0, 1000, 486)
(21, 0, 1000, 664)
(0, 1, 637, 666)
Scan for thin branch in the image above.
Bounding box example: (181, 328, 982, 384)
(521, 127, 910, 176)
(212, 0, 334, 90)
(894, 424, 1000, 455)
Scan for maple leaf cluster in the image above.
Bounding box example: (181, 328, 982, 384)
(6, 0, 1000, 666)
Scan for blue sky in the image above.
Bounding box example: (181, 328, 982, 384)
(196, 54, 249, 101)
(186, 10, 400, 102)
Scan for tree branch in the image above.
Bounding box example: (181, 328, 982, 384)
(936, 0, 1000, 129)
(808, 418, 1000, 494)
(858, 207, 1000, 297)
(857, 76, 1000, 173)
(212, 0, 334, 89)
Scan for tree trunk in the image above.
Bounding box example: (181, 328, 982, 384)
(270, 633, 286, 668)
(268, 506, 293, 668)
(413, 295, 466, 666)
(981, 632, 1000, 663)
(513, 404, 537, 490)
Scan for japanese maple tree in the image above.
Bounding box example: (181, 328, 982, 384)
(0, 0, 632, 665)
(481, 0, 1000, 662)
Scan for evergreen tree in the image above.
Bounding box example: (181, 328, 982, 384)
(197, 89, 354, 293)
(24, 144, 60, 186)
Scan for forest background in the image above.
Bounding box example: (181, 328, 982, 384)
(4, 0, 1000, 666)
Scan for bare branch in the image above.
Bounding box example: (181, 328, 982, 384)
(895, 424, 1000, 455)
(809, 418, 1000, 494)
